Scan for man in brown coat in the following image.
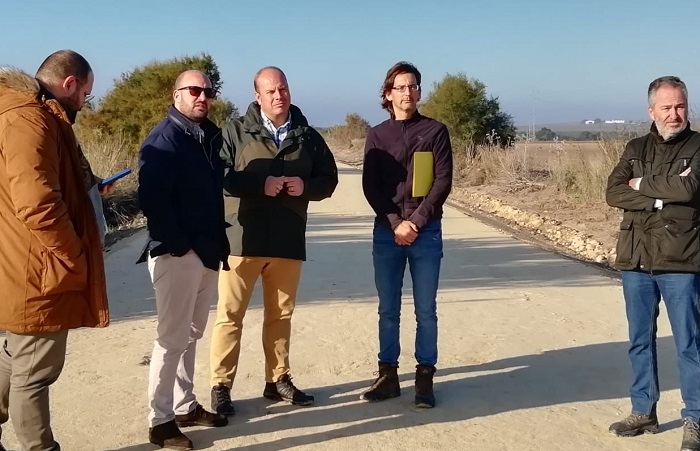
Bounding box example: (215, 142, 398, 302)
(0, 50, 109, 451)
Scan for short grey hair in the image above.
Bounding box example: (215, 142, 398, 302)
(648, 76, 688, 107)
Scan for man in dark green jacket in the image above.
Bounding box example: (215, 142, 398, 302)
(209, 67, 338, 415)
(606, 76, 700, 451)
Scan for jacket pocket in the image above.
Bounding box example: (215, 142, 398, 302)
(615, 218, 633, 265)
(658, 220, 700, 263)
(628, 158, 647, 178)
(41, 249, 88, 296)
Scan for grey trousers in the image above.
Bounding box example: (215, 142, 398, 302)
(0, 331, 68, 451)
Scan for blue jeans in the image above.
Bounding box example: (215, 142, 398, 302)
(372, 220, 443, 367)
(621, 270, 700, 420)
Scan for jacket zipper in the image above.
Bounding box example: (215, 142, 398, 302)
(402, 121, 409, 220)
(201, 129, 222, 171)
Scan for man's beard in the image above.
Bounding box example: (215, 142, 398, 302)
(186, 104, 208, 123)
(657, 120, 687, 140)
(57, 94, 80, 124)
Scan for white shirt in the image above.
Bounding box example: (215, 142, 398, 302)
(261, 112, 291, 147)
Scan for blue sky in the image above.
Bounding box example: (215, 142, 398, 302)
(2, 1, 699, 127)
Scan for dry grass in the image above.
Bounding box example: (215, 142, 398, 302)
(321, 122, 626, 208)
(323, 116, 370, 166)
(329, 135, 626, 227)
(77, 130, 142, 231)
(457, 140, 625, 203)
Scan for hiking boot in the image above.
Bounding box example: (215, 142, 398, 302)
(415, 364, 436, 408)
(211, 383, 236, 416)
(263, 374, 314, 406)
(682, 417, 700, 451)
(360, 363, 400, 402)
(149, 420, 193, 450)
(175, 403, 228, 428)
(608, 409, 659, 437)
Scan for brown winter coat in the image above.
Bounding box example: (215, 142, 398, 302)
(0, 67, 109, 333)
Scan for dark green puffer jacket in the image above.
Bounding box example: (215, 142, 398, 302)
(220, 102, 338, 260)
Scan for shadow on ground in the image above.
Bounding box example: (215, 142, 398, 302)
(108, 337, 681, 450)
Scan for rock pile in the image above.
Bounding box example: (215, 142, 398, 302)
(451, 188, 617, 267)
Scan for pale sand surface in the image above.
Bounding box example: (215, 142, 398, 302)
(0, 164, 685, 450)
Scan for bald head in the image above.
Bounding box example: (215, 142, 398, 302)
(174, 70, 210, 91)
(253, 66, 291, 127)
(173, 70, 213, 123)
(253, 66, 287, 93)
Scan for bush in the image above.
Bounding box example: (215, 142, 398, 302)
(323, 113, 370, 150)
(77, 53, 238, 154)
(421, 73, 515, 154)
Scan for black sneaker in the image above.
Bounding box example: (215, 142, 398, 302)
(415, 364, 436, 408)
(149, 420, 193, 450)
(211, 383, 236, 416)
(360, 363, 400, 402)
(263, 374, 314, 406)
(682, 417, 700, 451)
(608, 411, 659, 437)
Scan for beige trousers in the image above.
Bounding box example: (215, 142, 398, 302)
(210, 256, 302, 386)
(147, 252, 218, 427)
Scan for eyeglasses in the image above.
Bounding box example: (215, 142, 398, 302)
(176, 86, 217, 99)
(392, 84, 420, 93)
(85, 94, 94, 103)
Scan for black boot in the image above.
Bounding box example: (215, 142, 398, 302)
(263, 374, 314, 406)
(682, 417, 700, 451)
(211, 383, 236, 416)
(415, 365, 436, 408)
(608, 408, 659, 437)
(360, 363, 400, 402)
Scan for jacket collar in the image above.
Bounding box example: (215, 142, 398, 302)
(167, 105, 219, 141)
(650, 121, 693, 144)
(242, 101, 309, 133)
(389, 111, 423, 126)
(0, 67, 73, 124)
(40, 87, 76, 124)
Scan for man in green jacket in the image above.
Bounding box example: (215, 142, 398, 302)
(209, 66, 338, 415)
(606, 76, 700, 451)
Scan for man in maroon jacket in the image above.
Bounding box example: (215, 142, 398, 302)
(360, 61, 453, 408)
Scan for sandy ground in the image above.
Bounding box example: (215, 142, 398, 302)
(0, 164, 688, 451)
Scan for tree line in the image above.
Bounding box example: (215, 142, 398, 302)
(77, 54, 516, 157)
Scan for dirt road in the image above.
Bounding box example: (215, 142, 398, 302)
(0, 164, 684, 450)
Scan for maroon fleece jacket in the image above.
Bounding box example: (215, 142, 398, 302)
(362, 112, 453, 230)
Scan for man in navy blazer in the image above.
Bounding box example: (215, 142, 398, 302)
(137, 70, 229, 450)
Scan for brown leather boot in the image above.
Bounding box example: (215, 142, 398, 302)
(149, 420, 193, 450)
(608, 408, 659, 437)
(360, 363, 400, 402)
(175, 403, 228, 427)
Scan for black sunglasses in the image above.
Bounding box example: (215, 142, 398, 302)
(176, 86, 216, 99)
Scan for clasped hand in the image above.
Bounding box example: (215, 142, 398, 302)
(265, 176, 304, 197)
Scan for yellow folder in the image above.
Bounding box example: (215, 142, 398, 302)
(412, 151, 434, 197)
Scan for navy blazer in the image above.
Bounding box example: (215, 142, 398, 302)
(137, 105, 229, 271)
